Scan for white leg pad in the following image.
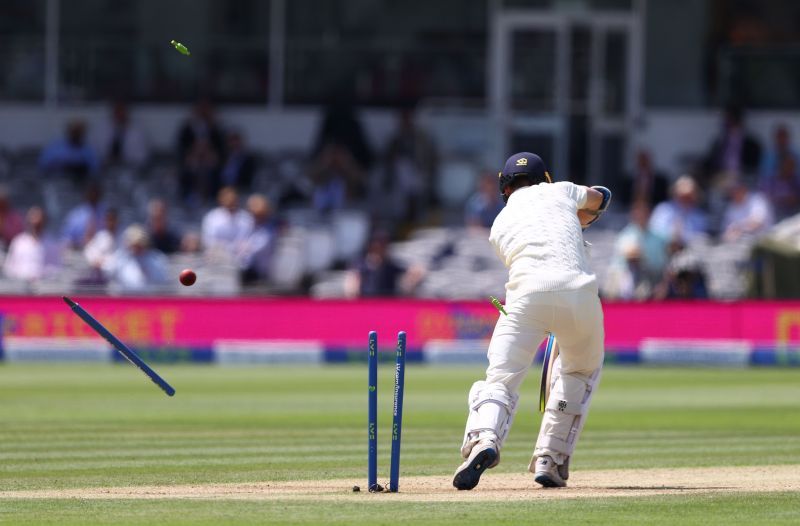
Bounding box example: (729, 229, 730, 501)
(530, 363, 601, 469)
(461, 381, 518, 458)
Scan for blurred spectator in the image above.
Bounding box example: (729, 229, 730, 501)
(601, 241, 655, 301)
(720, 178, 773, 241)
(178, 98, 225, 160)
(0, 185, 24, 250)
(344, 232, 425, 298)
(615, 200, 668, 277)
(146, 199, 181, 255)
(603, 202, 666, 301)
(98, 101, 151, 169)
(177, 98, 225, 201)
(762, 155, 800, 222)
(664, 268, 709, 299)
(759, 124, 799, 185)
(39, 119, 99, 183)
(201, 187, 253, 255)
(104, 224, 169, 293)
(655, 252, 709, 300)
(181, 137, 221, 202)
(308, 145, 365, 214)
(83, 208, 120, 269)
(239, 194, 278, 284)
(3, 206, 61, 282)
(619, 150, 670, 207)
(649, 176, 708, 246)
(218, 130, 257, 193)
(78, 208, 119, 286)
(703, 105, 762, 183)
(464, 173, 504, 229)
(381, 108, 439, 223)
(308, 100, 373, 212)
(312, 100, 374, 174)
(61, 182, 106, 249)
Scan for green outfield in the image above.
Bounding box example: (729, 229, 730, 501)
(1, 364, 799, 525)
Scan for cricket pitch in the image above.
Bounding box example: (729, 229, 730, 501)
(1, 464, 797, 502)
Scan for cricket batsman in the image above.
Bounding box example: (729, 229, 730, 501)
(453, 152, 611, 490)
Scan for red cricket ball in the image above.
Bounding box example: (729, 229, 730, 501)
(179, 268, 197, 286)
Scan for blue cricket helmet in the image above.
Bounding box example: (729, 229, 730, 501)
(498, 152, 552, 202)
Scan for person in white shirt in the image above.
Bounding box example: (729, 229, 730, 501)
(84, 208, 120, 269)
(721, 178, 774, 242)
(201, 186, 254, 257)
(453, 152, 611, 491)
(3, 206, 62, 282)
(649, 176, 708, 246)
(104, 224, 169, 293)
(238, 194, 277, 282)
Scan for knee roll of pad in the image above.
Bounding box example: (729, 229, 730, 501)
(461, 381, 518, 457)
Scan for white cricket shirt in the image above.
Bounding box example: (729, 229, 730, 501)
(489, 181, 596, 302)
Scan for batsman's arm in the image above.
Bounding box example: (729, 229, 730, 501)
(578, 186, 612, 228)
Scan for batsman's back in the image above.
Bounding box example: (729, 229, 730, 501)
(489, 181, 595, 298)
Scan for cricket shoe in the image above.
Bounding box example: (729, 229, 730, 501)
(452, 440, 498, 491)
(533, 455, 567, 487)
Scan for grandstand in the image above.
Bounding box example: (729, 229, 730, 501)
(1, 0, 799, 301)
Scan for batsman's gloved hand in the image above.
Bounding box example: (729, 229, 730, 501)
(592, 185, 612, 212)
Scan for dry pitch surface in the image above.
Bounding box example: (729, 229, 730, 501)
(2, 465, 797, 502)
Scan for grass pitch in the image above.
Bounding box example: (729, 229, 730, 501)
(0, 364, 799, 524)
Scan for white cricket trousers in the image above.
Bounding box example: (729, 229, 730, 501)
(485, 282, 605, 459)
